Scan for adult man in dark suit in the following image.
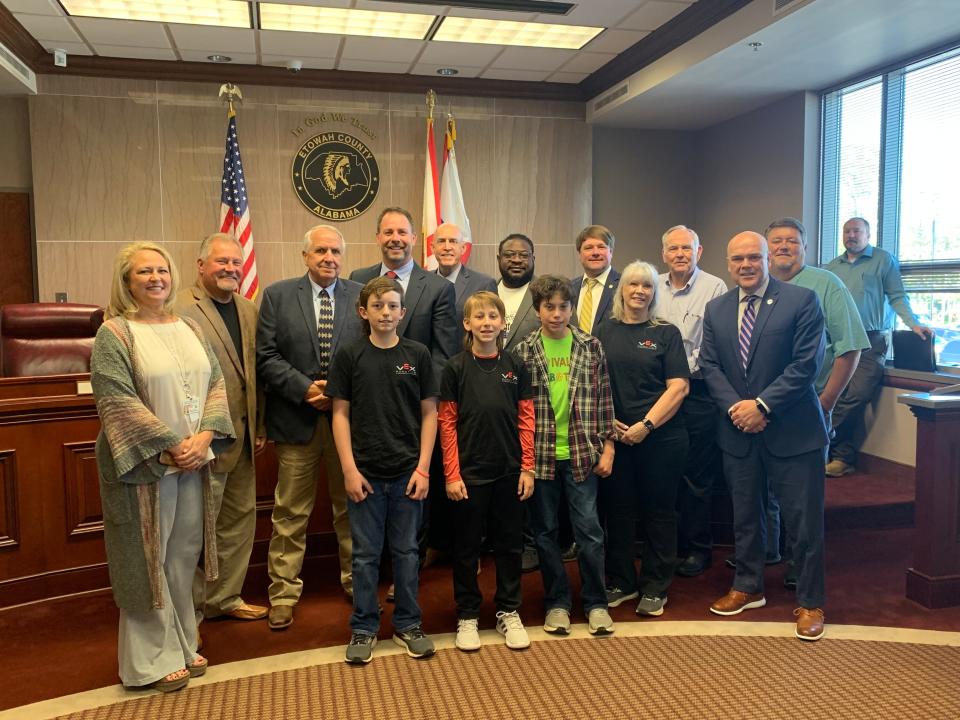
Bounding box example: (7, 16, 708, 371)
(699, 231, 828, 641)
(258, 225, 363, 630)
(349, 207, 459, 374)
(498, 233, 540, 353)
(434, 222, 497, 335)
(175, 233, 267, 623)
(570, 225, 621, 335)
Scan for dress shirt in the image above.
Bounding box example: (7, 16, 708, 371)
(379, 258, 415, 293)
(577, 266, 612, 334)
(823, 244, 920, 332)
(498, 281, 529, 332)
(657, 267, 727, 376)
(437, 264, 461, 284)
(309, 276, 337, 324)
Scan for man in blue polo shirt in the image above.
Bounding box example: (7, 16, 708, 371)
(823, 217, 932, 476)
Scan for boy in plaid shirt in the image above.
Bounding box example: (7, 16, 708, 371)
(512, 275, 616, 636)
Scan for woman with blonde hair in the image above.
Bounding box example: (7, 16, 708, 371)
(91, 242, 233, 692)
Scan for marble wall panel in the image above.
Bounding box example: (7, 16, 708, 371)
(38, 75, 157, 100)
(30, 94, 163, 246)
(37, 241, 127, 305)
(495, 98, 585, 120)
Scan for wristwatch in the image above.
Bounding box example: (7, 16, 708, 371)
(641, 418, 655, 433)
(755, 399, 769, 416)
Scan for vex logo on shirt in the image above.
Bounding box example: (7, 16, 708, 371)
(637, 339, 658, 351)
(395, 362, 417, 376)
(501, 371, 519, 384)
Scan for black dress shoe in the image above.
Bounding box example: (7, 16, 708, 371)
(676, 554, 711, 577)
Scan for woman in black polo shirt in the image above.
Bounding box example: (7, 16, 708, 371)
(596, 260, 690, 617)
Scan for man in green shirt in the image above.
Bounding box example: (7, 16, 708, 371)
(823, 217, 932, 476)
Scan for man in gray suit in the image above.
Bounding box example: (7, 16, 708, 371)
(258, 225, 363, 630)
(498, 233, 540, 352)
(349, 207, 459, 375)
(434, 222, 497, 335)
(175, 233, 266, 623)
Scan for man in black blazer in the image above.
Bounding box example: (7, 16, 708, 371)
(434, 222, 497, 338)
(700, 231, 828, 641)
(348, 207, 459, 375)
(570, 224, 621, 335)
(258, 225, 364, 630)
(498, 233, 541, 353)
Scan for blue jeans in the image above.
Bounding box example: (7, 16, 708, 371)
(347, 477, 424, 635)
(530, 461, 607, 613)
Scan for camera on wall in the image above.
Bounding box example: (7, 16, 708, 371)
(53, 48, 67, 68)
(286, 60, 303, 73)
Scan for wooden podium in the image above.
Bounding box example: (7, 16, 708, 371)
(897, 391, 960, 608)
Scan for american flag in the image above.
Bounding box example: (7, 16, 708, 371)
(219, 108, 259, 300)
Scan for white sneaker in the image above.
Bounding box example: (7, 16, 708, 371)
(588, 607, 615, 636)
(543, 607, 571, 635)
(496, 611, 530, 650)
(455, 618, 481, 652)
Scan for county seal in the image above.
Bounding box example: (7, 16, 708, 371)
(292, 132, 380, 220)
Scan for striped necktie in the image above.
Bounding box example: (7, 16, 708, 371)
(317, 288, 333, 379)
(579, 277, 598, 332)
(739, 295, 758, 370)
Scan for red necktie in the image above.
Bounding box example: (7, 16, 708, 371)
(385, 271, 399, 279)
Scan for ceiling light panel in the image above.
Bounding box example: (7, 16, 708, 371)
(260, 4, 435, 40)
(60, 1, 251, 28)
(434, 17, 603, 50)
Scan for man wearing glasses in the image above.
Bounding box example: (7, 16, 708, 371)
(498, 233, 540, 352)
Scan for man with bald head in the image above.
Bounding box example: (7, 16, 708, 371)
(699, 231, 828, 641)
(433, 222, 497, 334)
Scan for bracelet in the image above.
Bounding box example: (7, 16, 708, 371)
(414, 467, 429, 479)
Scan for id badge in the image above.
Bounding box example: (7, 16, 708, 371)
(184, 397, 201, 427)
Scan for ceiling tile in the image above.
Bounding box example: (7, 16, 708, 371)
(418, 40, 503, 67)
(535, 0, 642, 27)
(95, 44, 178, 60)
(444, 9, 536, 22)
(72, 17, 171, 48)
(261, 54, 335, 70)
(167, 24, 256, 52)
(37, 40, 92, 56)
(354, 0, 445, 12)
(340, 36, 424, 62)
(583, 28, 649, 54)
(13, 14, 81, 42)
(618, 1, 692, 32)
(259, 29, 341, 58)
(489, 47, 574, 72)
(481, 68, 550, 82)
(410, 63, 484, 79)
(3, 0, 62, 14)
(179, 50, 258, 64)
(559, 51, 615, 74)
(337, 58, 411, 74)
(547, 71, 589, 84)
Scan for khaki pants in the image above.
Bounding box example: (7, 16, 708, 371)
(267, 414, 351, 605)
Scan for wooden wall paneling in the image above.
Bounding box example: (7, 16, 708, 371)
(35, 241, 126, 307)
(61, 441, 102, 539)
(0, 193, 35, 305)
(0, 450, 20, 550)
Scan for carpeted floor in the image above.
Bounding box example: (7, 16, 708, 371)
(50, 634, 960, 720)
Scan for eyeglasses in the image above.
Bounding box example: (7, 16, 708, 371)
(500, 251, 531, 260)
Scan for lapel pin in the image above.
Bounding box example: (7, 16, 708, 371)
(766, 298, 774, 305)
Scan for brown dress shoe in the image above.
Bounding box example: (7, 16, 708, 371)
(226, 602, 268, 621)
(268, 605, 294, 630)
(794, 607, 825, 641)
(710, 589, 766, 616)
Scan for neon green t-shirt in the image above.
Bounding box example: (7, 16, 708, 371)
(541, 330, 573, 461)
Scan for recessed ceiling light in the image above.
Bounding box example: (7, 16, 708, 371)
(60, 0, 251, 28)
(207, 54, 232, 63)
(260, 3, 435, 40)
(433, 17, 603, 50)
(436, 67, 458, 76)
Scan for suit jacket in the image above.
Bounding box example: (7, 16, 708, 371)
(570, 268, 622, 334)
(444, 265, 497, 346)
(350, 262, 459, 373)
(502, 282, 541, 352)
(256, 273, 363, 445)
(174, 285, 259, 473)
(699, 276, 827, 459)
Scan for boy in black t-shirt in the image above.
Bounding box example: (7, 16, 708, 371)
(327, 277, 439, 664)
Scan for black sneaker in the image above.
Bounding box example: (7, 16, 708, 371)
(345, 633, 376, 664)
(605, 586, 639, 608)
(561, 542, 578, 562)
(521, 545, 539, 573)
(393, 626, 435, 659)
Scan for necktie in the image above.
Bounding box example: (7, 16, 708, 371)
(579, 277, 598, 331)
(739, 295, 758, 370)
(385, 270, 399, 279)
(317, 288, 333, 379)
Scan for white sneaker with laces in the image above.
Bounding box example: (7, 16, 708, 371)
(496, 611, 530, 650)
(455, 618, 481, 652)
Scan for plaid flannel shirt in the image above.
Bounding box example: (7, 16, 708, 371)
(512, 325, 615, 483)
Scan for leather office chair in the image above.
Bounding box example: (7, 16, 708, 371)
(0, 303, 105, 376)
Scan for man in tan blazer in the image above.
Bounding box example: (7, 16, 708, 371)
(175, 232, 267, 622)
